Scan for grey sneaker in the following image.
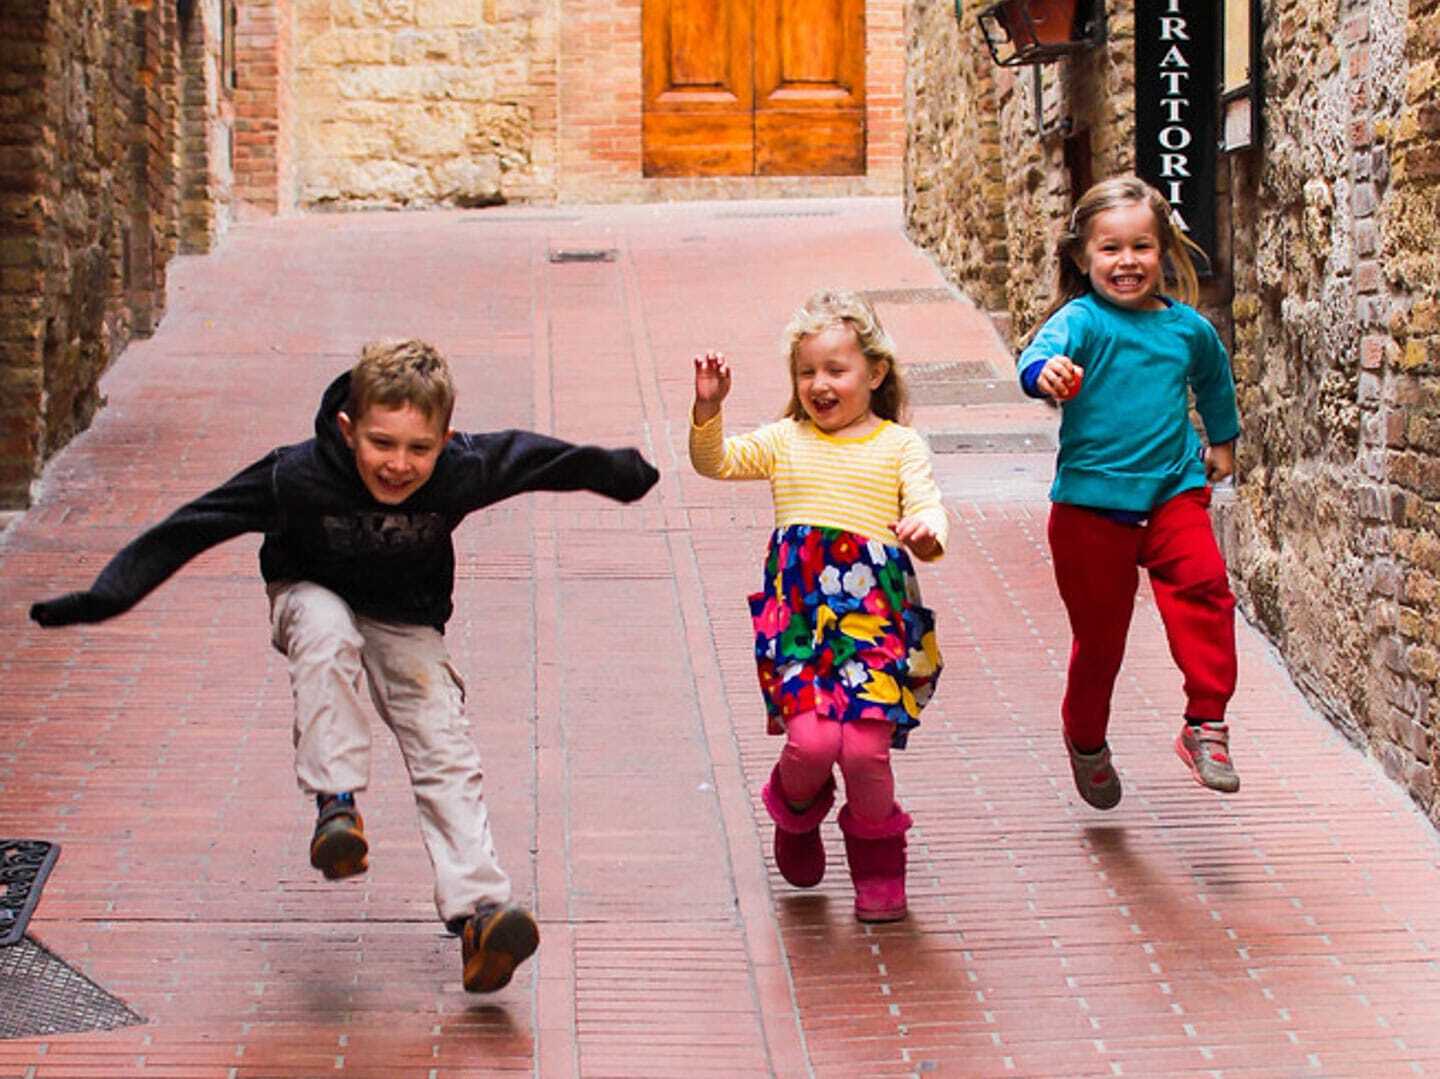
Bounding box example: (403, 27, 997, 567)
(1064, 736, 1122, 810)
(1175, 722, 1240, 793)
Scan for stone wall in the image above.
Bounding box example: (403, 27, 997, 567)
(903, 0, 1135, 339)
(0, 0, 183, 508)
(288, 0, 548, 209)
(283, 0, 908, 209)
(1223, 0, 1440, 816)
(904, 0, 1440, 824)
(903, 0, 1008, 316)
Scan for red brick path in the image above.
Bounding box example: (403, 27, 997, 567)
(2, 200, 1440, 1077)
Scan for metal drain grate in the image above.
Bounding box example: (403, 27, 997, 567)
(1, 841, 60, 946)
(927, 430, 1055, 454)
(0, 936, 145, 1038)
(712, 209, 838, 219)
(859, 287, 956, 305)
(463, 214, 583, 223)
(548, 248, 617, 263)
(907, 360, 996, 382)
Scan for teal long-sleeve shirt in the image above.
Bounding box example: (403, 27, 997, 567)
(1017, 292, 1240, 513)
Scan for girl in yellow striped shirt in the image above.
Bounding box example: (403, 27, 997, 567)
(689, 289, 945, 923)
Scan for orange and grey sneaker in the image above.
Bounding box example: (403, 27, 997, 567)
(1064, 735, 1122, 810)
(1175, 721, 1240, 793)
(461, 903, 540, 993)
(309, 793, 369, 880)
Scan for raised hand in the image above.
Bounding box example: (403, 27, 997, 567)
(692, 351, 732, 424)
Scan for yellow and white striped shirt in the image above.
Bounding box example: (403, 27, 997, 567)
(689, 412, 948, 560)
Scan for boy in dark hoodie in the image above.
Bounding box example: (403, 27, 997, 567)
(29, 339, 660, 994)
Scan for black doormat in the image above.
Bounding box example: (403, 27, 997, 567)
(0, 936, 146, 1038)
(1, 840, 60, 947)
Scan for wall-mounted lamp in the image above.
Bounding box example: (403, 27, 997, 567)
(977, 0, 1105, 67)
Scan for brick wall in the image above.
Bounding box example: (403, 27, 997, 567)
(178, 0, 236, 252)
(234, 0, 290, 212)
(0, 0, 183, 509)
(558, 0, 907, 202)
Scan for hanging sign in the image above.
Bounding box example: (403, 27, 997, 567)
(1134, 0, 1218, 272)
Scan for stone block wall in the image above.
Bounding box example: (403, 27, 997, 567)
(904, 0, 1135, 338)
(1222, 0, 1440, 818)
(905, 0, 1440, 824)
(903, 0, 1008, 315)
(0, 0, 182, 508)
(288, 0, 549, 208)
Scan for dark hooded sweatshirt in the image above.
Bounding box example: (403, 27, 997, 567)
(30, 372, 660, 631)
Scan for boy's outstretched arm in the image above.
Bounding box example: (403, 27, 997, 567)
(30, 452, 280, 627)
(454, 430, 659, 509)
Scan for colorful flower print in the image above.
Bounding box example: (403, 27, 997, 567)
(747, 525, 942, 750)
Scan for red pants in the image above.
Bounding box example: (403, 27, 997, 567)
(1049, 489, 1237, 751)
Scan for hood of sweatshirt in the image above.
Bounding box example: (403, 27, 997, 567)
(314, 371, 365, 489)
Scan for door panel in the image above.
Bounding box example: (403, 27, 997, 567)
(642, 0, 754, 176)
(641, 0, 865, 177)
(778, 0, 841, 84)
(753, 0, 865, 176)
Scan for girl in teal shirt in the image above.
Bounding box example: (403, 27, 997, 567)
(1018, 175, 1242, 810)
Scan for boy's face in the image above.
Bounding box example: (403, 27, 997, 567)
(338, 402, 453, 505)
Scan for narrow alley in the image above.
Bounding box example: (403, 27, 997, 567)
(2, 199, 1439, 1077)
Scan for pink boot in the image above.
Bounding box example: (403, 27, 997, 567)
(837, 803, 913, 923)
(761, 766, 836, 888)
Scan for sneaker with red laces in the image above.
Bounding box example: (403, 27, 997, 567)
(461, 903, 540, 993)
(1175, 721, 1240, 792)
(1064, 736, 1122, 810)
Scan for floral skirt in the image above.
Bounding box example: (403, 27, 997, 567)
(747, 525, 942, 750)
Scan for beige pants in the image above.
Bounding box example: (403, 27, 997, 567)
(268, 580, 511, 924)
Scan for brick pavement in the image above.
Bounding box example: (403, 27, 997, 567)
(2, 199, 1440, 1077)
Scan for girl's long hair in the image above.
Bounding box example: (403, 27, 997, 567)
(781, 290, 910, 423)
(1021, 175, 1207, 346)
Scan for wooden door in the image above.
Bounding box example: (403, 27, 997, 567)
(642, 0, 755, 177)
(642, 0, 866, 178)
(753, 0, 865, 175)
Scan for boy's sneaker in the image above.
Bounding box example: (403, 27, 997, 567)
(310, 793, 368, 880)
(461, 903, 540, 993)
(1064, 736, 1122, 810)
(1175, 721, 1240, 792)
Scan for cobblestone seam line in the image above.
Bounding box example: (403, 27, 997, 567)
(618, 240, 814, 1078)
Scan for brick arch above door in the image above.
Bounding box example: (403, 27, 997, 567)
(642, 0, 866, 178)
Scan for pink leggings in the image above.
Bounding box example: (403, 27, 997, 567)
(777, 710, 896, 821)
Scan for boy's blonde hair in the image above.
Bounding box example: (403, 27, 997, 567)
(1024, 175, 1207, 344)
(781, 290, 910, 424)
(346, 339, 456, 431)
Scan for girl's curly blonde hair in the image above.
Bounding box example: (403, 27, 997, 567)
(781, 290, 910, 423)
